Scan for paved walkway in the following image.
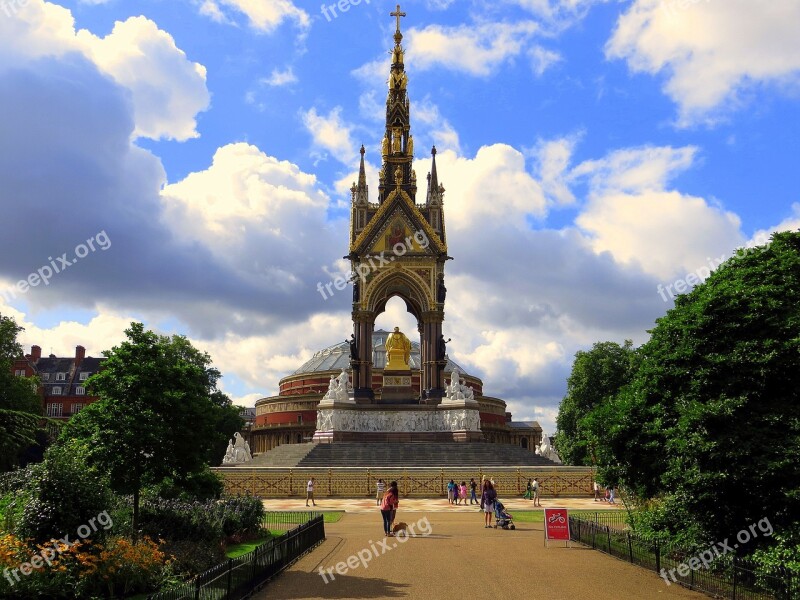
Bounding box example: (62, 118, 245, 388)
(255, 510, 708, 600)
(263, 496, 620, 513)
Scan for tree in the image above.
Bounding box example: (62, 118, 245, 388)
(62, 323, 243, 530)
(589, 232, 800, 547)
(554, 340, 637, 466)
(0, 314, 43, 471)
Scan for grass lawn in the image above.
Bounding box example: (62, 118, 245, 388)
(226, 536, 272, 558)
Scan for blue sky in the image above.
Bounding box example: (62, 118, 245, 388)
(1, 0, 799, 433)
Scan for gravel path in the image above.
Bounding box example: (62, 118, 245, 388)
(255, 511, 709, 600)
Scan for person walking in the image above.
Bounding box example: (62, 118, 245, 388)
(469, 478, 478, 505)
(608, 484, 616, 504)
(481, 480, 497, 528)
(380, 480, 399, 536)
(376, 478, 385, 506)
(523, 479, 533, 500)
(459, 481, 468, 505)
(594, 481, 600, 501)
(447, 479, 456, 504)
(532, 478, 541, 507)
(306, 477, 316, 507)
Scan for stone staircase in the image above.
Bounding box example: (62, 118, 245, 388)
(249, 443, 316, 467)
(249, 442, 557, 468)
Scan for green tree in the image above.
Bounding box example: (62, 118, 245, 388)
(62, 323, 242, 530)
(0, 314, 43, 471)
(554, 340, 637, 466)
(589, 232, 800, 547)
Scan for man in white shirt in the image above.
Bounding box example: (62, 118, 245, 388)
(376, 478, 386, 506)
(306, 477, 316, 507)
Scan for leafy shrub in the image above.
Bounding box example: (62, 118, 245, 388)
(14, 440, 113, 544)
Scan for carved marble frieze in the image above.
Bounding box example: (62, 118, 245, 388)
(315, 407, 480, 433)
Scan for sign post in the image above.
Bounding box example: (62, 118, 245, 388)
(544, 507, 570, 548)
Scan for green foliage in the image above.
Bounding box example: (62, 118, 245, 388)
(0, 315, 44, 471)
(583, 232, 800, 554)
(555, 340, 637, 466)
(751, 521, 800, 575)
(14, 440, 114, 544)
(61, 322, 243, 527)
(145, 467, 225, 502)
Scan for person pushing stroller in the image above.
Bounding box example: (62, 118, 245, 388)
(493, 498, 515, 530)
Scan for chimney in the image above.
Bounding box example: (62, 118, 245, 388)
(75, 345, 86, 365)
(30, 345, 42, 361)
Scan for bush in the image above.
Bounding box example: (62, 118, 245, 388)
(15, 440, 114, 544)
(145, 467, 224, 502)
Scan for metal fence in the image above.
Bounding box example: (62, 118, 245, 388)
(569, 517, 796, 600)
(263, 510, 323, 531)
(148, 515, 325, 600)
(569, 510, 628, 530)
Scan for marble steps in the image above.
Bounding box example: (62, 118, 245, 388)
(296, 442, 557, 468)
(249, 442, 316, 467)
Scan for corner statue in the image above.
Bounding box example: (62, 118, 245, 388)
(385, 326, 411, 371)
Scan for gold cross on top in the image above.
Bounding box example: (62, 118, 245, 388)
(391, 4, 406, 32)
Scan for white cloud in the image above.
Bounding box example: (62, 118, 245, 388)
(200, 0, 309, 32)
(573, 146, 744, 279)
(533, 136, 578, 206)
(529, 46, 562, 76)
(0, 1, 209, 141)
(406, 21, 540, 76)
(262, 66, 297, 86)
(607, 0, 800, 125)
(414, 98, 462, 154)
(301, 107, 358, 165)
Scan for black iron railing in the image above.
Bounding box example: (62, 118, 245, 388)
(148, 515, 325, 600)
(569, 516, 795, 600)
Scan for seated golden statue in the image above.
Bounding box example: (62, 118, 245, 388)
(385, 326, 411, 371)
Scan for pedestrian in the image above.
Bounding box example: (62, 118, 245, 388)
(380, 480, 399, 536)
(469, 478, 478, 505)
(459, 481, 467, 505)
(532, 478, 540, 507)
(594, 481, 600, 501)
(608, 484, 616, 504)
(604, 485, 611, 502)
(447, 479, 456, 504)
(481, 480, 497, 528)
(523, 479, 532, 500)
(306, 477, 316, 507)
(376, 478, 385, 506)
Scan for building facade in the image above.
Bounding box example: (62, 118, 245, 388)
(11, 345, 104, 420)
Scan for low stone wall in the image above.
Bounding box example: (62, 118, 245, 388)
(213, 466, 596, 498)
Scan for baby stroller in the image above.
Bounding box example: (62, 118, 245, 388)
(493, 499, 515, 530)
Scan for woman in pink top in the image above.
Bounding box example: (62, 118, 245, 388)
(459, 481, 468, 504)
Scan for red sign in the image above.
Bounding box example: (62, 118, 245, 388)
(544, 508, 570, 541)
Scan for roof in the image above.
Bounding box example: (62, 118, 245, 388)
(292, 329, 470, 376)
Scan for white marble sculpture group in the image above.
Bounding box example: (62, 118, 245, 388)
(536, 433, 562, 464)
(322, 369, 355, 403)
(222, 431, 252, 465)
(442, 368, 477, 404)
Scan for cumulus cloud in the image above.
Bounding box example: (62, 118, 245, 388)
(262, 66, 297, 86)
(0, 0, 209, 141)
(199, 0, 309, 32)
(406, 21, 540, 76)
(301, 107, 358, 165)
(573, 146, 744, 279)
(606, 0, 800, 125)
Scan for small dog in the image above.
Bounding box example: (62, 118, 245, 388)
(392, 522, 408, 534)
